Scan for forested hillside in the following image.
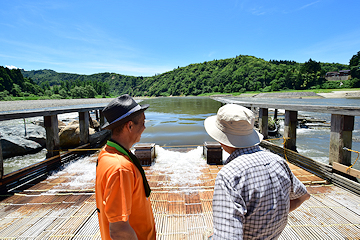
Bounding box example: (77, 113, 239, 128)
(134, 56, 352, 96)
(0, 66, 43, 100)
(2, 53, 359, 100)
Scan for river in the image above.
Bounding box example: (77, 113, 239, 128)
(2, 96, 360, 174)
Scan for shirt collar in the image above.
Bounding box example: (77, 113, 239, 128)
(225, 145, 260, 165)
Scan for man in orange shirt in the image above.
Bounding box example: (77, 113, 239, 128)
(96, 94, 156, 240)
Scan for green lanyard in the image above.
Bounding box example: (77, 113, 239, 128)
(106, 140, 151, 197)
(107, 140, 133, 162)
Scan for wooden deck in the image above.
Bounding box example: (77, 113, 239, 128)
(0, 150, 360, 239)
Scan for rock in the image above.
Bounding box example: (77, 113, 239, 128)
(90, 118, 100, 130)
(68, 120, 79, 126)
(0, 124, 46, 147)
(33, 119, 67, 131)
(0, 120, 104, 158)
(1, 136, 42, 158)
(59, 124, 96, 149)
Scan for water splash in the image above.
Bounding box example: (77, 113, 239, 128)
(47, 155, 96, 190)
(150, 146, 207, 187)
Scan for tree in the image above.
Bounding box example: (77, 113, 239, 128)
(59, 88, 68, 98)
(301, 58, 321, 74)
(349, 51, 360, 79)
(0, 90, 9, 100)
(84, 85, 97, 98)
(11, 84, 23, 97)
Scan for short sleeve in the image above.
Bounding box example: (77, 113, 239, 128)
(103, 169, 135, 223)
(289, 171, 308, 200)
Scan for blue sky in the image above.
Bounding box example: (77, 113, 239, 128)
(1, 0, 359, 76)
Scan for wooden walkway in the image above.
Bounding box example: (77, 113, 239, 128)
(0, 150, 360, 239)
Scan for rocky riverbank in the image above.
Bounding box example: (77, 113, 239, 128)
(0, 98, 115, 112)
(0, 98, 116, 158)
(237, 90, 360, 99)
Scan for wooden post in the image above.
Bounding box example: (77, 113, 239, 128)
(79, 111, 89, 144)
(44, 115, 60, 158)
(259, 108, 268, 139)
(284, 110, 297, 151)
(274, 109, 278, 120)
(95, 110, 100, 121)
(100, 110, 105, 128)
(88, 112, 95, 129)
(0, 139, 3, 179)
(329, 114, 354, 166)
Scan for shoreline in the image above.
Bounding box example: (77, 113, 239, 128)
(0, 90, 359, 112)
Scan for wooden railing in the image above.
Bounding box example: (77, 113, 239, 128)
(0, 103, 107, 192)
(214, 97, 360, 166)
(213, 97, 360, 194)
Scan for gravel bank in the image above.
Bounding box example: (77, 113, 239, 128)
(0, 98, 115, 112)
(252, 92, 321, 98)
(1, 91, 359, 112)
(240, 90, 360, 99)
(317, 90, 360, 98)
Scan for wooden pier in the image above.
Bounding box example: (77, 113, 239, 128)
(0, 103, 109, 194)
(1, 98, 360, 239)
(0, 148, 359, 239)
(214, 97, 360, 196)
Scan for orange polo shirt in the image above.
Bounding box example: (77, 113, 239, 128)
(95, 144, 156, 240)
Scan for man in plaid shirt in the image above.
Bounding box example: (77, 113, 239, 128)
(204, 104, 310, 239)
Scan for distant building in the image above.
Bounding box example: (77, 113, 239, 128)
(325, 70, 351, 81)
(339, 70, 350, 76)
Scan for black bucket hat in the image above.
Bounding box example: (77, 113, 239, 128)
(101, 94, 149, 130)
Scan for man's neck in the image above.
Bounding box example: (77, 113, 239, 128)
(111, 135, 132, 151)
(220, 143, 237, 155)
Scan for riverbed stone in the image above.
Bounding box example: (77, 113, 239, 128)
(0, 124, 46, 147)
(0, 136, 43, 158)
(0, 119, 104, 158)
(59, 123, 96, 149)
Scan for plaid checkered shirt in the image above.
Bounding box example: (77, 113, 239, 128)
(213, 146, 308, 239)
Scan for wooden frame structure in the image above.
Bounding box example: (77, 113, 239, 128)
(214, 97, 360, 194)
(214, 97, 360, 165)
(0, 103, 107, 192)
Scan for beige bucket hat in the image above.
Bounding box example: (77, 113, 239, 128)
(204, 104, 263, 148)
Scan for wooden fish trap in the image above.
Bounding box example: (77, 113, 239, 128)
(0, 149, 360, 239)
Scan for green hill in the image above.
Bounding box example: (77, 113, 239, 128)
(15, 54, 359, 98)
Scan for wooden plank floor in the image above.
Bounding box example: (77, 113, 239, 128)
(0, 150, 360, 239)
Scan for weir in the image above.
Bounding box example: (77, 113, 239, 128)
(0, 103, 108, 193)
(0, 99, 360, 239)
(212, 97, 360, 191)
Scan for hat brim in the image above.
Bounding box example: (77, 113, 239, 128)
(101, 104, 149, 130)
(204, 115, 263, 148)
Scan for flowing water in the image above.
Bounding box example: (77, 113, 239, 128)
(139, 96, 360, 171)
(2, 96, 360, 175)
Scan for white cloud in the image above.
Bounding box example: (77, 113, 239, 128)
(298, 1, 320, 11)
(5, 65, 18, 69)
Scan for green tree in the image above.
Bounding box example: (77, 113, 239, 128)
(84, 85, 97, 98)
(301, 58, 321, 74)
(0, 90, 10, 100)
(59, 88, 68, 98)
(349, 51, 360, 79)
(11, 84, 23, 97)
(70, 86, 84, 98)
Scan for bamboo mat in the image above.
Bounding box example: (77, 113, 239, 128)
(0, 154, 359, 239)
